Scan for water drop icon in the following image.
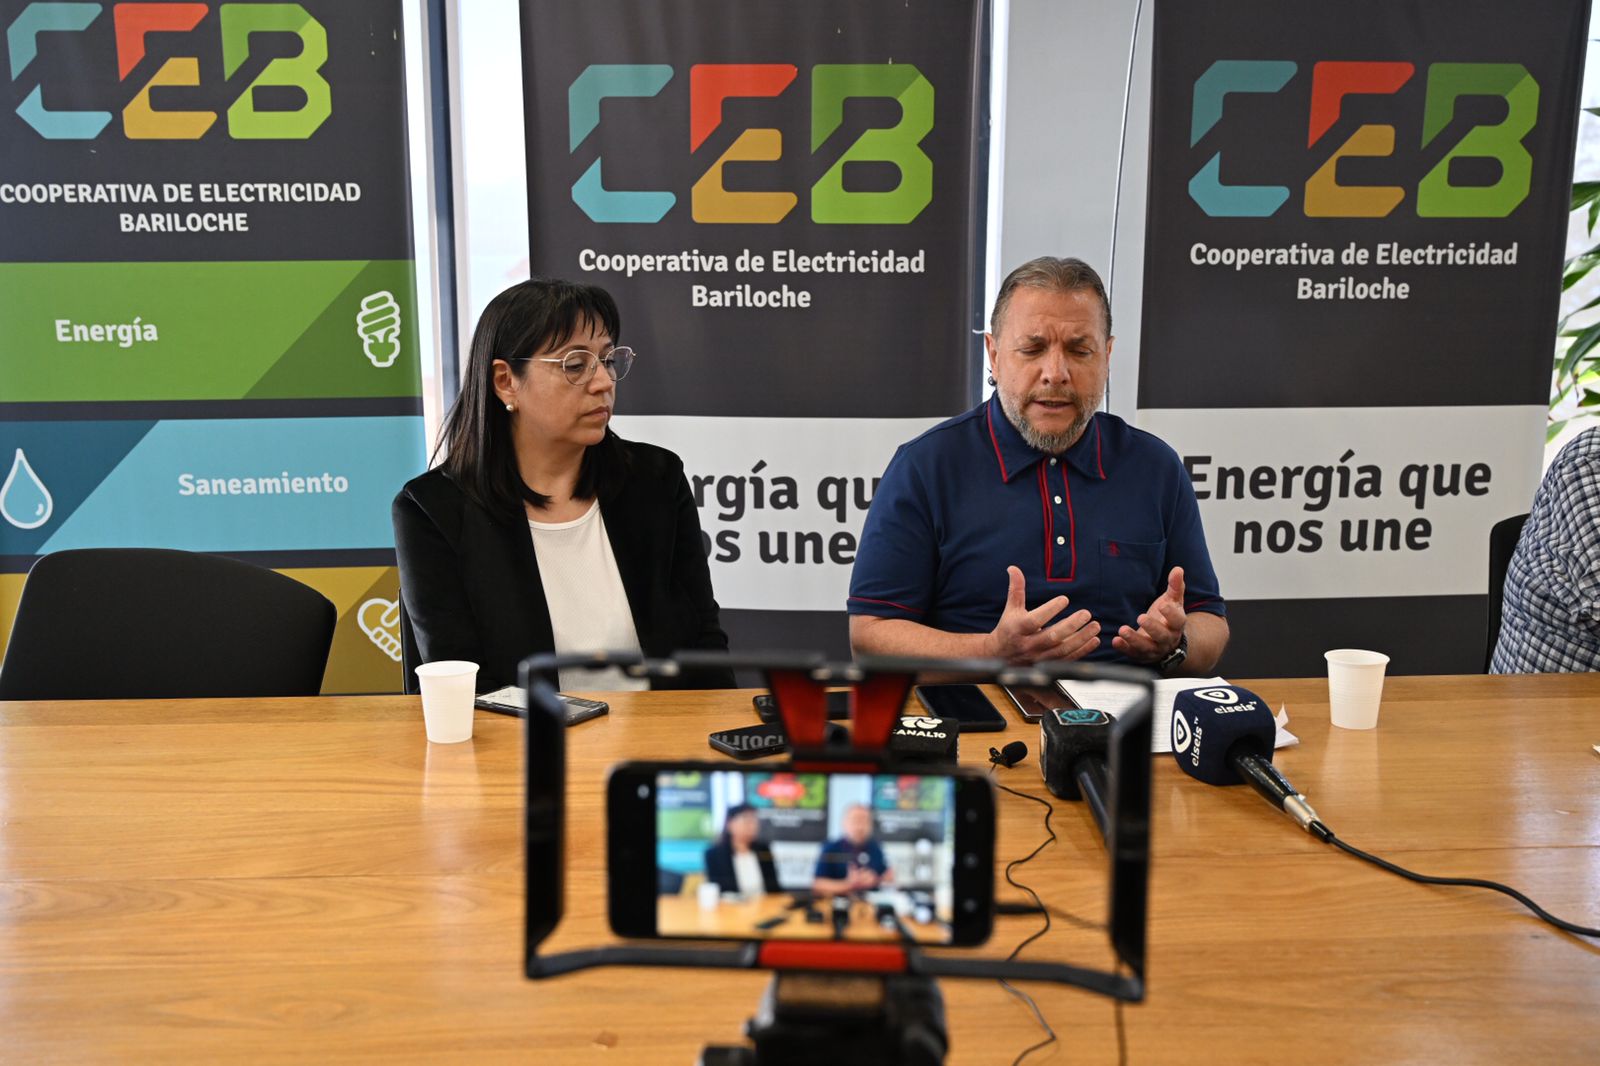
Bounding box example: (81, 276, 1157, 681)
(1, 448, 54, 530)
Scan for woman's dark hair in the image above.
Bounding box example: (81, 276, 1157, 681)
(435, 276, 628, 515)
(718, 803, 759, 846)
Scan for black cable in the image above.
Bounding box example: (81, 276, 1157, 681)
(988, 769, 1059, 1065)
(1001, 982, 1057, 1066)
(1114, 989, 1129, 1066)
(995, 900, 1041, 915)
(996, 899, 1104, 933)
(991, 765, 1134, 1065)
(1311, 821, 1600, 939)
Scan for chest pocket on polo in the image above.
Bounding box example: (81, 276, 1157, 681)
(1098, 537, 1165, 595)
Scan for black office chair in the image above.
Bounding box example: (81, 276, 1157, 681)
(0, 548, 336, 700)
(1484, 513, 1530, 673)
(398, 595, 422, 695)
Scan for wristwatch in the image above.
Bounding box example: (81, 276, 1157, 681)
(1158, 631, 1189, 675)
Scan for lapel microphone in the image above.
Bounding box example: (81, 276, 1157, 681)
(988, 741, 1028, 768)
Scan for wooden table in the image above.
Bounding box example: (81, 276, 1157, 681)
(1, 675, 1597, 1063)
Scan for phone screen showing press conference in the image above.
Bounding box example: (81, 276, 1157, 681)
(655, 770, 958, 944)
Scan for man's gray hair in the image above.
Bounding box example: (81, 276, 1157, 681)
(989, 256, 1112, 339)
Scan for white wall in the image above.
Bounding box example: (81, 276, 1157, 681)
(997, 0, 1151, 417)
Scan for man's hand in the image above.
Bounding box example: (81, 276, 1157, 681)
(989, 566, 1100, 664)
(847, 867, 879, 891)
(1112, 566, 1187, 664)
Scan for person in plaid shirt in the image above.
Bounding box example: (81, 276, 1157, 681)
(1491, 427, 1600, 673)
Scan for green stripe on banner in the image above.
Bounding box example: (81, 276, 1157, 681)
(0, 261, 420, 401)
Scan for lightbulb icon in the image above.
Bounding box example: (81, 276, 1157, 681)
(358, 597, 403, 662)
(356, 290, 402, 368)
(1, 448, 54, 530)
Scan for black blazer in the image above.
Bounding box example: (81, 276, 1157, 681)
(392, 439, 734, 692)
(703, 839, 781, 896)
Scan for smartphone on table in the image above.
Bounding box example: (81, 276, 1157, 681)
(999, 684, 1080, 723)
(607, 763, 994, 946)
(475, 684, 608, 725)
(912, 684, 1008, 732)
(751, 689, 853, 723)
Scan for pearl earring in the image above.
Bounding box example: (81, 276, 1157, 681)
(506, 403, 515, 412)
(987, 375, 995, 386)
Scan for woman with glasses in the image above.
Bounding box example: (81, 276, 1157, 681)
(393, 277, 733, 693)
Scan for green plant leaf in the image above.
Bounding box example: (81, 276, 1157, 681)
(1559, 321, 1600, 381)
(1555, 288, 1600, 329)
(1549, 367, 1600, 408)
(1547, 418, 1570, 443)
(1574, 181, 1600, 209)
(1563, 251, 1600, 290)
(1581, 388, 1600, 408)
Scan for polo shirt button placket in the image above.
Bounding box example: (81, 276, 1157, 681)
(1042, 457, 1074, 582)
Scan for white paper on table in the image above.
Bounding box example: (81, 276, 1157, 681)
(1057, 676, 1299, 754)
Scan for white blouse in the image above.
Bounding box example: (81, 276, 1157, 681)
(732, 850, 766, 899)
(527, 501, 648, 693)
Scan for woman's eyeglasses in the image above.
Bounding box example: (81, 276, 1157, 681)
(531, 346, 636, 385)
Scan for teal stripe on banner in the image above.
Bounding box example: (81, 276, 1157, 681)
(11, 417, 426, 554)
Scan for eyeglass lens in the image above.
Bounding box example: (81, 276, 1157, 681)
(560, 347, 634, 383)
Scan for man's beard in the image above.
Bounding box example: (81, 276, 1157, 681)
(998, 388, 1099, 454)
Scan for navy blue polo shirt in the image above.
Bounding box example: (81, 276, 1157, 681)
(848, 397, 1224, 661)
(814, 837, 889, 882)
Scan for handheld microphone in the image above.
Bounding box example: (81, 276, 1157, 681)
(1170, 686, 1323, 834)
(1169, 689, 1600, 938)
(1039, 708, 1113, 841)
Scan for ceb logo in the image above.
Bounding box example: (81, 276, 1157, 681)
(7, 2, 330, 140)
(1190, 59, 1538, 219)
(570, 62, 934, 225)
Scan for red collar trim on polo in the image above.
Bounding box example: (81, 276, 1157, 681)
(984, 396, 1109, 483)
(984, 400, 1012, 481)
(1072, 417, 1108, 481)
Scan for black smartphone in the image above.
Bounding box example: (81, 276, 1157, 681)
(708, 723, 789, 760)
(556, 694, 608, 725)
(475, 686, 608, 725)
(607, 762, 995, 946)
(752, 689, 853, 722)
(999, 684, 1077, 723)
(913, 684, 1008, 732)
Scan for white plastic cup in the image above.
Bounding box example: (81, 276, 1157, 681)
(415, 660, 479, 743)
(1325, 649, 1390, 730)
(697, 881, 721, 911)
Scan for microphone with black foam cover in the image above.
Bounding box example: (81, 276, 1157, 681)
(1170, 685, 1322, 833)
(889, 715, 960, 765)
(1039, 707, 1114, 842)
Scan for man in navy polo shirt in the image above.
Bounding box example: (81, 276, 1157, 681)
(849, 256, 1228, 673)
(811, 804, 892, 897)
